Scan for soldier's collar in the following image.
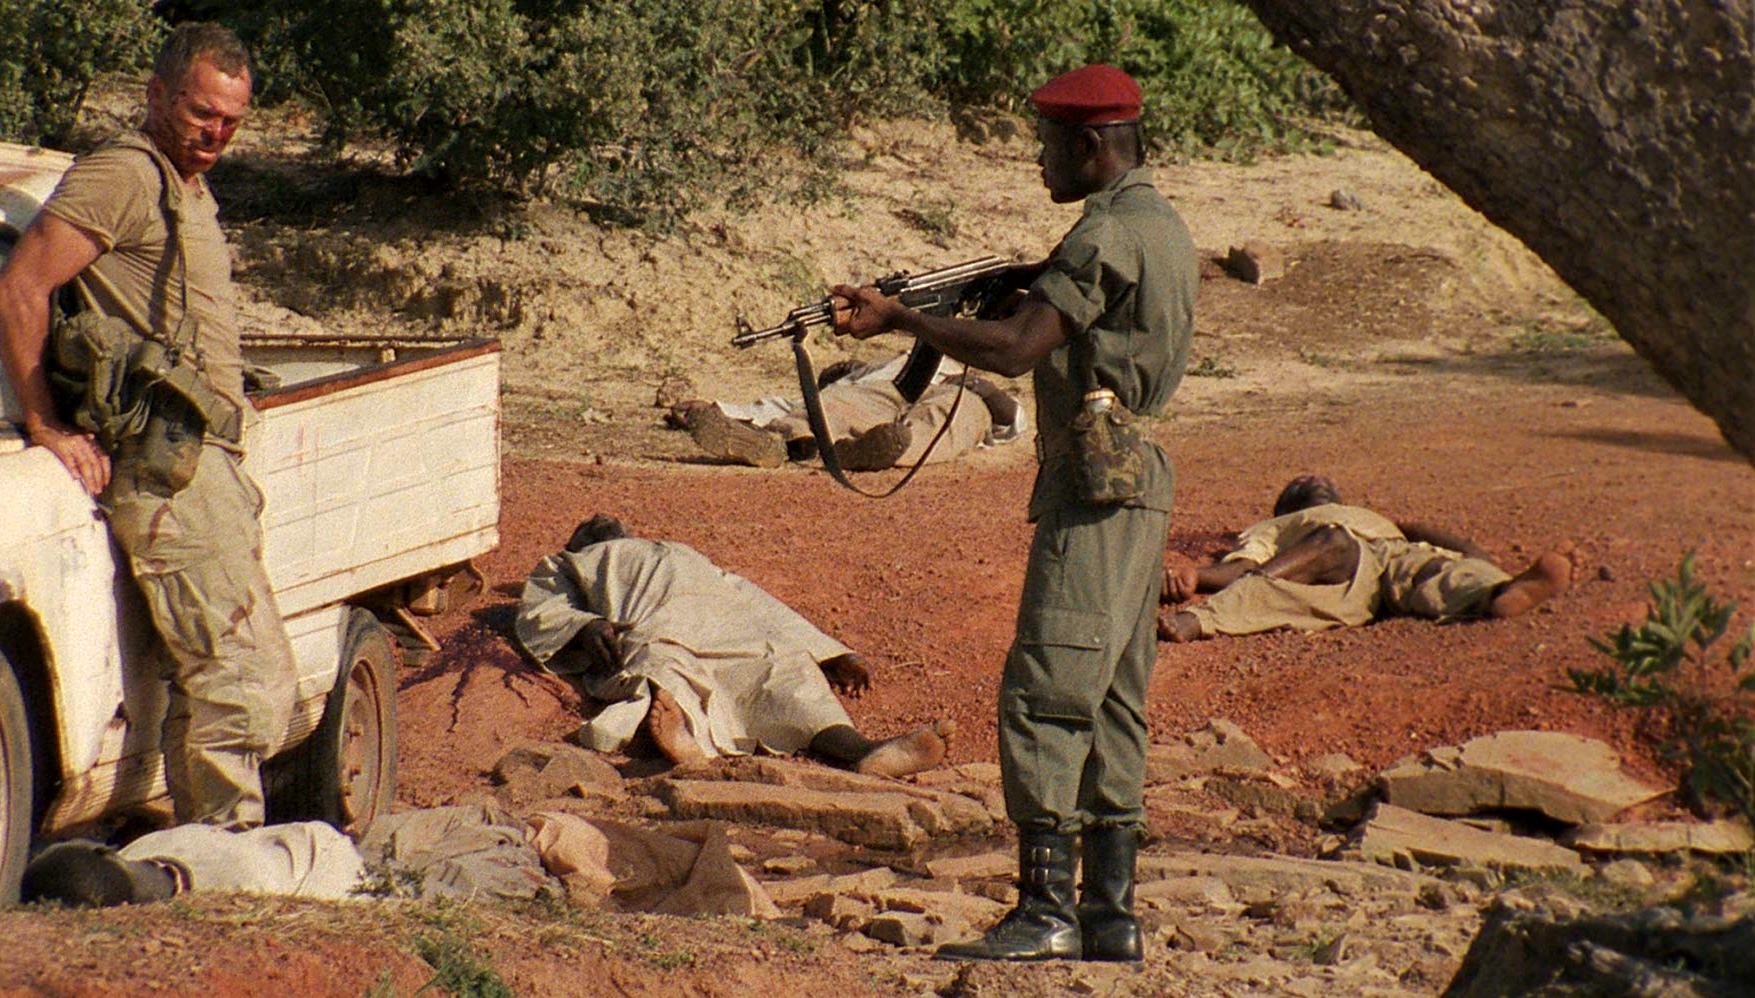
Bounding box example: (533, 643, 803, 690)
(1082, 167, 1155, 210)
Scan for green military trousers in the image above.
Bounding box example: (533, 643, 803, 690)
(104, 441, 298, 829)
(999, 503, 1168, 834)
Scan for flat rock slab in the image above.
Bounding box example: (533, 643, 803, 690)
(684, 757, 994, 836)
(1379, 730, 1665, 824)
(1350, 803, 1584, 874)
(492, 739, 626, 804)
(1564, 818, 1754, 856)
(925, 851, 1012, 881)
(766, 866, 898, 905)
(1201, 771, 1315, 821)
(1148, 718, 1274, 784)
(662, 779, 963, 849)
(1137, 875, 1236, 910)
(870, 887, 1008, 928)
(1139, 849, 1438, 898)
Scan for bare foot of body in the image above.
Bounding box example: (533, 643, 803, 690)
(1157, 609, 1202, 643)
(1488, 545, 1575, 618)
(856, 720, 957, 778)
(646, 688, 708, 767)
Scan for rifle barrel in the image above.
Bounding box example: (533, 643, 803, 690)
(732, 256, 1011, 347)
(732, 299, 835, 347)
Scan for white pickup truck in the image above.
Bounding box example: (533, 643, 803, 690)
(0, 144, 501, 901)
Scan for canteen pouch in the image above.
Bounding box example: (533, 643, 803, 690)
(1069, 396, 1143, 505)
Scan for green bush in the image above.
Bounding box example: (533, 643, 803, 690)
(1569, 554, 1755, 825)
(252, 0, 905, 224)
(938, 0, 1350, 160)
(0, 0, 162, 146)
(224, 0, 1348, 220)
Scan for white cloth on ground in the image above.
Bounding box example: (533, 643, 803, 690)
(515, 539, 854, 758)
(713, 354, 1027, 445)
(119, 821, 365, 899)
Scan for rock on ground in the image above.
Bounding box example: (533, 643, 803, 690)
(1378, 730, 1665, 825)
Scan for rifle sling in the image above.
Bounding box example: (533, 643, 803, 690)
(790, 334, 964, 499)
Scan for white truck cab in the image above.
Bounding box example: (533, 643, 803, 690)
(0, 143, 500, 900)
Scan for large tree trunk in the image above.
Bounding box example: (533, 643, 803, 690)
(1240, 0, 1755, 463)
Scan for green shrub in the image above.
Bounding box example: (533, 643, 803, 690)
(252, 0, 897, 224)
(0, 0, 162, 146)
(1569, 554, 1755, 825)
(938, 0, 1351, 160)
(225, 0, 1349, 220)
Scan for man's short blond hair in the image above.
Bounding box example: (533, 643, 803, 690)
(153, 22, 251, 90)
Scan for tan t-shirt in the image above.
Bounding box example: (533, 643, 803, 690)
(1224, 503, 1406, 566)
(42, 132, 247, 412)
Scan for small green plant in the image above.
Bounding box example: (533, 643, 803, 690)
(1298, 350, 1347, 370)
(1187, 354, 1238, 378)
(354, 861, 426, 899)
(1509, 321, 1609, 353)
(413, 907, 514, 998)
(1569, 554, 1755, 824)
(1491, 867, 1649, 912)
(365, 970, 398, 998)
(648, 947, 698, 970)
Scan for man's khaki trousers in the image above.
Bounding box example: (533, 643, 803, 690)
(105, 442, 297, 829)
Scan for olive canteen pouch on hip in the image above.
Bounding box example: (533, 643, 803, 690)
(1070, 389, 1144, 505)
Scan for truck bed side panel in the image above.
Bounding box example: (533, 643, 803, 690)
(245, 349, 500, 620)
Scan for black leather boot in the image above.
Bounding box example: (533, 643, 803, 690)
(1078, 824, 1142, 961)
(935, 829, 1081, 961)
(21, 840, 178, 907)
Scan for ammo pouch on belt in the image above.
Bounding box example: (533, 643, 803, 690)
(49, 309, 241, 498)
(44, 133, 242, 500)
(1069, 388, 1144, 505)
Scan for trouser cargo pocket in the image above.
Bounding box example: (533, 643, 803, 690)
(1003, 605, 1110, 726)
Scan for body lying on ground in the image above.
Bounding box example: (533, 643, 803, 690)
(1158, 474, 1574, 642)
(514, 514, 953, 776)
(22, 805, 771, 916)
(674, 353, 1026, 470)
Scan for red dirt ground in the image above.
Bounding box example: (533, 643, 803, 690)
(400, 355, 1754, 815)
(7, 119, 1753, 995)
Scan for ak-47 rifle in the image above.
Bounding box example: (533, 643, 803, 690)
(732, 256, 1029, 497)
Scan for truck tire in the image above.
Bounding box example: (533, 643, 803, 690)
(0, 654, 32, 905)
(265, 608, 398, 835)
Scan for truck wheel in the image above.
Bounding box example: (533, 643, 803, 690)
(265, 609, 398, 835)
(0, 655, 32, 904)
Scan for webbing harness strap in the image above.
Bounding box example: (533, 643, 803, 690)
(789, 330, 963, 499)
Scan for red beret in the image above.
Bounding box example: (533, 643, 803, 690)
(1029, 64, 1142, 125)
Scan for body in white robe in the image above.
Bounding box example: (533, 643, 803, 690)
(514, 539, 854, 758)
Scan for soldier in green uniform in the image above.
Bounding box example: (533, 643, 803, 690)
(832, 64, 1197, 962)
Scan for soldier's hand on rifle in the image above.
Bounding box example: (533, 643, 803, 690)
(819, 652, 872, 697)
(830, 285, 908, 340)
(570, 619, 632, 677)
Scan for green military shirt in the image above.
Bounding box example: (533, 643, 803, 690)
(1026, 167, 1197, 520)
